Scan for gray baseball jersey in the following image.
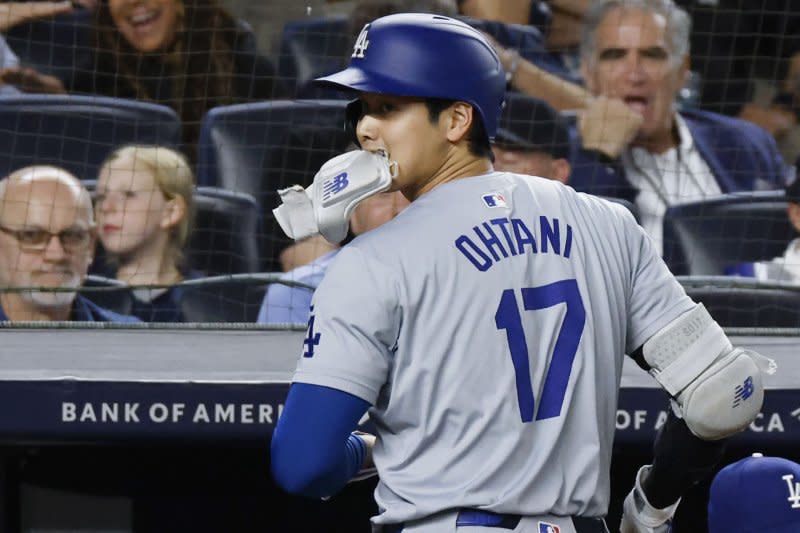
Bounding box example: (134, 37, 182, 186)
(292, 171, 695, 525)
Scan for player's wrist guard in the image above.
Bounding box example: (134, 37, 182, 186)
(273, 149, 397, 244)
(642, 304, 775, 440)
(620, 465, 679, 533)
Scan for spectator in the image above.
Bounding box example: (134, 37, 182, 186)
(94, 145, 196, 322)
(724, 172, 800, 284)
(257, 190, 409, 324)
(570, 0, 787, 253)
(0, 1, 77, 95)
(493, 92, 572, 183)
(708, 453, 800, 533)
(1, 0, 289, 157)
(0, 165, 138, 322)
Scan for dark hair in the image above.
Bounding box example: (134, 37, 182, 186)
(93, 0, 241, 150)
(424, 98, 494, 161)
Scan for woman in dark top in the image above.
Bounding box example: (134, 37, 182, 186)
(5, 0, 288, 156)
(84, 0, 288, 152)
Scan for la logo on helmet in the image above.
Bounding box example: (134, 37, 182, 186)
(352, 24, 370, 58)
(785, 474, 800, 508)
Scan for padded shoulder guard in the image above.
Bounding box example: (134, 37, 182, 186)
(642, 304, 764, 440)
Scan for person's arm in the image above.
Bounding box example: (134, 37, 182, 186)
(547, 0, 589, 18)
(490, 37, 642, 159)
(0, 66, 66, 93)
(458, 0, 530, 25)
(0, 1, 73, 32)
(271, 383, 372, 498)
(491, 36, 589, 112)
(620, 212, 769, 528)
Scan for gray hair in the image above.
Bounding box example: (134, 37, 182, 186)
(580, 0, 691, 66)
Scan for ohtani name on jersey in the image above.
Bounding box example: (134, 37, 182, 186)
(454, 216, 573, 272)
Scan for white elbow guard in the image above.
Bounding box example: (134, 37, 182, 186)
(272, 150, 398, 244)
(642, 304, 768, 440)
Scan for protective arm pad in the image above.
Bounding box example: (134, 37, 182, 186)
(676, 347, 763, 440)
(642, 304, 765, 440)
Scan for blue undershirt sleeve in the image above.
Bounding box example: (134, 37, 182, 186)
(270, 382, 372, 498)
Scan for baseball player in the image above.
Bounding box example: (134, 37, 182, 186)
(270, 13, 770, 533)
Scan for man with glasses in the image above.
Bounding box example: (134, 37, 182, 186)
(0, 165, 139, 321)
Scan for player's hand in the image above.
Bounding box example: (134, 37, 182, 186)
(353, 430, 376, 471)
(0, 67, 67, 94)
(0, 1, 73, 32)
(577, 96, 643, 159)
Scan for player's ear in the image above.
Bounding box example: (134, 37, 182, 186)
(551, 158, 571, 184)
(444, 101, 474, 143)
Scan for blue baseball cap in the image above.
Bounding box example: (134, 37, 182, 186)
(708, 453, 800, 533)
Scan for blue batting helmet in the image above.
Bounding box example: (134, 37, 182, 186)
(314, 13, 507, 140)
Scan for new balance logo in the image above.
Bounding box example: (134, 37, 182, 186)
(352, 24, 370, 58)
(784, 474, 800, 509)
(733, 376, 754, 407)
(322, 172, 349, 201)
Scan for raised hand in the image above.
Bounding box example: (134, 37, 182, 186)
(578, 96, 644, 158)
(0, 1, 73, 32)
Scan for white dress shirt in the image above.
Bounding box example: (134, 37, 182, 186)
(623, 113, 721, 254)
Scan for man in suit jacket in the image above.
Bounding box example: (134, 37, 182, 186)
(569, 0, 788, 254)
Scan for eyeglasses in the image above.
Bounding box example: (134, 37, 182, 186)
(0, 224, 94, 253)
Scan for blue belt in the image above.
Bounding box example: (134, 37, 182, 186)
(384, 509, 608, 532)
(457, 509, 521, 528)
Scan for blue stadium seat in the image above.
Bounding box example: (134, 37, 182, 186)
(190, 186, 261, 275)
(179, 275, 267, 322)
(276, 16, 350, 97)
(197, 99, 351, 270)
(0, 94, 181, 181)
(680, 276, 800, 328)
(3, 8, 93, 88)
(662, 192, 795, 276)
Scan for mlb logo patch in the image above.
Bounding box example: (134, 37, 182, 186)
(538, 522, 561, 533)
(482, 192, 507, 208)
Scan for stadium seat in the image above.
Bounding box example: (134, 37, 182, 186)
(3, 8, 93, 89)
(179, 276, 267, 323)
(680, 276, 800, 328)
(662, 191, 795, 276)
(0, 95, 182, 180)
(190, 187, 261, 276)
(276, 16, 351, 97)
(196, 99, 352, 271)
